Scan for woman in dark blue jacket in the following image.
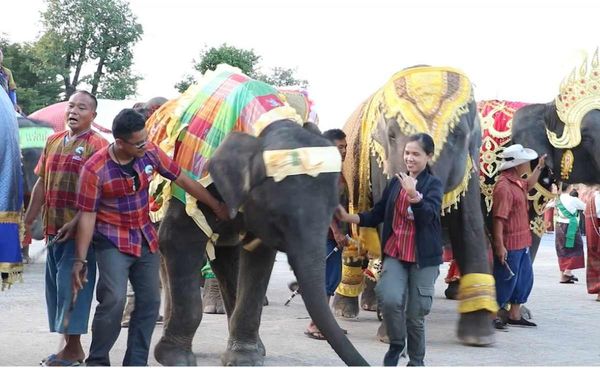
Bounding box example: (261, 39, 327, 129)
(337, 133, 443, 366)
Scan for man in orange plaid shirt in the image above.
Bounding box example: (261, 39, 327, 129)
(25, 91, 108, 366)
(72, 109, 228, 366)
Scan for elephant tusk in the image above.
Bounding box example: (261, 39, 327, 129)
(242, 238, 262, 252)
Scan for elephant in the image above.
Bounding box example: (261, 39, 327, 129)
(155, 120, 367, 366)
(332, 66, 497, 347)
(148, 64, 368, 366)
(17, 116, 53, 244)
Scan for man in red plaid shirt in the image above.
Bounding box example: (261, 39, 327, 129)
(24, 90, 108, 366)
(72, 109, 228, 366)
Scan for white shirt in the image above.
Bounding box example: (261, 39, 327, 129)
(552, 193, 585, 224)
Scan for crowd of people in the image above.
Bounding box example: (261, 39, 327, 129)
(2, 45, 600, 367)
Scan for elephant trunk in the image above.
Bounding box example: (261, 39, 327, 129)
(287, 246, 369, 366)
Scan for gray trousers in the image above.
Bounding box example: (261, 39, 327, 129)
(375, 257, 439, 366)
(86, 235, 160, 366)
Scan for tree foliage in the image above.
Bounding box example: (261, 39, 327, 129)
(40, 0, 143, 99)
(175, 43, 307, 92)
(0, 36, 62, 114)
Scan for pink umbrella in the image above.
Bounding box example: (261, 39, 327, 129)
(29, 99, 136, 142)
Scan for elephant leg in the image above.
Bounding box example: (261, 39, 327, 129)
(221, 245, 276, 366)
(154, 200, 207, 366)
(529, 234, 542, 263)
(332, 259, 363, 318)
(209, 244, 240, 317)
(448, 174, 496, 347)
(360, 278, 377, 311)
(202, 278, 225, 314)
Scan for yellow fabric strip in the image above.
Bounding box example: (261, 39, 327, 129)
(336, 264, 365, 297)
(457, 273, 499, 313)
(0, 212, 21, 224)
(263, 146, 341, 182)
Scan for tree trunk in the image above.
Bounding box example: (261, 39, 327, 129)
(90, 55, 105, 95)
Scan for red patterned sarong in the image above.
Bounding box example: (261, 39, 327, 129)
(584, 195, 600, 294)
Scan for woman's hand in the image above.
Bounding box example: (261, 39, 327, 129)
(396, 173, 418, 198)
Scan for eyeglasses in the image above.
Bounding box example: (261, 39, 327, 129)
(122, 139, 148, 149)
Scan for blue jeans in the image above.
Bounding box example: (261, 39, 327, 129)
(45, 237, 96, 334)
(325, 239, 342, 296)
(86, 234, 160, 366)
(493, 248, 534, 308)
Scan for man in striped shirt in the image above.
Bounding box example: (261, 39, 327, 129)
(72, 109, 228, 366)
(24, 90, 108, 366)
(492, 144, 546, 329)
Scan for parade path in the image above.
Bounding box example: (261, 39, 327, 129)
(2, 233, 599, 366)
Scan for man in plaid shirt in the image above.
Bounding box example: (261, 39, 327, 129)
(73, 109, 228, 366)
(24, 91, 108, 366)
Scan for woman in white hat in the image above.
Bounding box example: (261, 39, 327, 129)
(492, 144, 546, 329)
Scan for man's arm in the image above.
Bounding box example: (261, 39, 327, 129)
(526, 154, 547, 191)
(329, 221, 348, 249)
(492, 218, 507, 265)
(173, 173, 228, 220)
(72, 211, 96, 292)
(24, 178, 45, 228)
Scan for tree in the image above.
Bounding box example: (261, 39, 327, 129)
(0, 36, 62, 114)
(40, 0, 143, 99)
(175, 44, 307, 92)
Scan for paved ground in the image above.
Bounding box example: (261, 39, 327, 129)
(2, 233, 599, 366)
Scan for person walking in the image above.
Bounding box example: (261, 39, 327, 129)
(337, 133, 443, 366)
(72, 109, 228, 366)
(24, 90, 108, 366)
(549, 183, 585, 283)
(305, 129, 349, 340)
(492, 144, 545, 329)
(583, 185, 600, 301)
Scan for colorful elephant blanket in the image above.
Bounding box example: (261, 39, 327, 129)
(0, 90, 24, 290)
(146, 64, 302, 229)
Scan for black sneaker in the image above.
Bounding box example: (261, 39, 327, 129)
(506, 317, 537, 327)
(493, 318, 508, 330)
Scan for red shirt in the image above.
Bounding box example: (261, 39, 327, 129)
(77, 142, 181, 257)
(384, 189, 417, 262)
(492, 169, 532, 250)
(35, 130, 108, 236)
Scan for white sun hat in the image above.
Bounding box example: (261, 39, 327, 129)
(498, 144, 538, 171)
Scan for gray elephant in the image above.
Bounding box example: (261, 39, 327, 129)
(333, 66, 497, 346)
(18, 116, 53, 245)
(155, 120, 368, 366)
(148, 65, 367, 366)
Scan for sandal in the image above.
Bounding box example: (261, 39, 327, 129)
(40, 355, 82, 367)
(560, 278, 575, 284)
(304, 330, 326, 340)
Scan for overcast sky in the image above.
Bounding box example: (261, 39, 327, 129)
(2, 0, 599, 130)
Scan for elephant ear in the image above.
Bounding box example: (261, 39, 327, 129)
(302, 122, 322, 135)
(208, 132, 264, 218)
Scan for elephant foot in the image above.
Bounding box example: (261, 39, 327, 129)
(376, 321, 389, 344)
(154, 337, 197, 366)
(457, 310, 495, 347)
(360, 278, 377, 311)
(332, 293, 360, 318)
(444, 280, 460, 300)
(203, 278, 225, 314)
(221, 344, 264, 366)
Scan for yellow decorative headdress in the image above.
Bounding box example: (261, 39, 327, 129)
(549, 48, 600, 149)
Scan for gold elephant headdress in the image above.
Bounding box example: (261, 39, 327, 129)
(549, 48, 600, 149)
